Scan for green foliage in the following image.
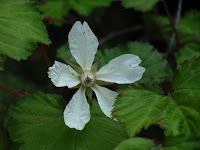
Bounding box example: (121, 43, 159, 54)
(40, 0, 114, 20)
(8, 92, 126, 150)
(113, 57, 200, 137)
(114, 137, 157, 150)
(57, 42, 167, 85)
(0, 73, 38, 129)
(114, 136, 200, 150)
(121, 0, 159, 12)
(0, 0, 51, 61)
(154, 10, 200, 64)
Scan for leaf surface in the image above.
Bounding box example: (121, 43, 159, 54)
(0, 0, 51, 60)
(9, 92, 126, 150)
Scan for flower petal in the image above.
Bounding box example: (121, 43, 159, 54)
(64, 86, 90, 130)
(68, 21, 98, 70)
(91, 84, 118, 118)
(96, 54, 145, 84)
(48, 61, 80, 88)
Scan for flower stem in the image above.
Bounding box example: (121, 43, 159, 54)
(0, 83, 30, 98)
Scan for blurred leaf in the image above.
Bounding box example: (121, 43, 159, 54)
(40, 0, 70, 19)
(56, 44, 77, 65)
(70, 0, 114, 16)
(0, 130, 9, 150)
(113, 57, 200, 137)
(40, 0, 114, 20)
(0, 0, 51, 61)
(9, 92, 126, 150)
(154, 10, 200, 64)
(121, 0, 159, 12)
(114, 137, 158, 150)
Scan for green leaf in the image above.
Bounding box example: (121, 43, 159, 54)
(114, 137, 158, 150)
(121, 0, 159, 12)
(0, 0, 51, 61)
(0, 73, 38, 129)
(9, 92, 126, 150)
(57, 42, 167, 85)
(113, 57, 200, 137)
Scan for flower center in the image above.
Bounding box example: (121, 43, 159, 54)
(80, 71, 96, 87)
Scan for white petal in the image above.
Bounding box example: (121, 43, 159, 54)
(68, 21, 98, 70)
(91, 84, 118, 118)
(64, 86, 90, 130)
(48, 61, 80, 88)
(96, 54, 145, 84)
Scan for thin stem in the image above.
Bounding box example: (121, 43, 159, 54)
(41, 45, 51, 68)
(162, 0, 183, 55)
(99, 26, 142, 46)
(0, 83, 30, 98)
(165, 0, 183, 57)
(44, 16, 73, 24)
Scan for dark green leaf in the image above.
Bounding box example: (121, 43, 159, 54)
(165, 135, 200, 150)
(114, 135, 200, 150)
(121, 0, 159, 12)
(0, 0, 51, 60)
(9, 92, 126, 150)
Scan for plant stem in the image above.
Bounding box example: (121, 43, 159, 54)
(44, 16, 73, 24)
(165, 0, 183, 57)
(99, 26, 142, 46)
(0, 83, 30, 98)
(162, 0, 183, 56)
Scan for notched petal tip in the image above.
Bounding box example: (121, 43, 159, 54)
(48, 61, 80, 88)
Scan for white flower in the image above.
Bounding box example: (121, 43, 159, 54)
(48, 21, 145, 130)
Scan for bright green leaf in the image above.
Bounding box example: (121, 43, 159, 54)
(113, 57, 200, 137)
(121, 0, 159, 12)
(0, 0, 51, 61)
(9, 92, 126, 150)
(114, 137, 158, 150)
